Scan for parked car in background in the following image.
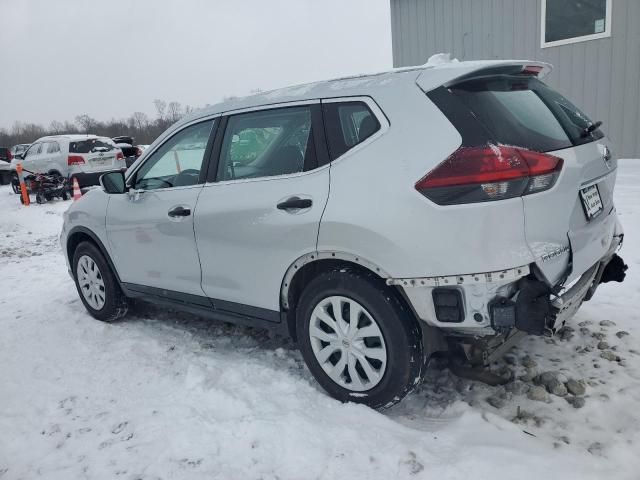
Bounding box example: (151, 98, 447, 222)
(11, 143, 31, 158)
(0, 146, 11, 163)
(112, 136, 144, 168)
(0, 147, 12, 185)
(11, 135, 126, 191)
(61, 60, 626, 409)
(2, 144, 31, 189)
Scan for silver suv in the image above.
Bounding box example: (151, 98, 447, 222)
(61, 60, 627, 408)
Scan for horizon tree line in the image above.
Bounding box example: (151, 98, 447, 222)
(1, 89, 263, 148)
(2, 100, 197, 148)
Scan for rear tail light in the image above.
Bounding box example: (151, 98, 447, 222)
(135, 147, 142, 157)
(67, 155, 85, 166)
(116, 151, 124, 161)
(415, 145, 563, 205)
(7, 151, 13, 160)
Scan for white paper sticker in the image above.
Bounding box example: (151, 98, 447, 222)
(595, 18, 605, 33)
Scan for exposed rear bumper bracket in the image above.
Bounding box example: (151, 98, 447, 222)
(386, 264, 530, 288)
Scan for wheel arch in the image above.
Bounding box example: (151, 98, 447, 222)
(66, 226, 121, 284)
(281, 252, 416, 340)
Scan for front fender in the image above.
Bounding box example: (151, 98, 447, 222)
(61, 189, 111, 270)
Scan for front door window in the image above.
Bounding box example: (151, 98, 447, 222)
(134, 120, 214, 190)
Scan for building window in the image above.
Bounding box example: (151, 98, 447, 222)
(541, 0, 612, 48)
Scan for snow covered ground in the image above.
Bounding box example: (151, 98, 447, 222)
(1, 161, 639, 480)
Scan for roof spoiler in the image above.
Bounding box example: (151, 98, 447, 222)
(416, 61, 552, 92)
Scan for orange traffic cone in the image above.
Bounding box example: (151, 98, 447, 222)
(72, 177, 82, 201)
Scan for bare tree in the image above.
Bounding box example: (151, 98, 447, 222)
(153, 99, 167, 121)
(75, 114, 97, 133)
(166, 101, 183, 122)
(49, 120, 65, 134)
(131, 111, 149, 131)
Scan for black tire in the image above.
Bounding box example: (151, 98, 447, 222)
(296, 269, 424, 409)
(61, 190, 70, 201)
(72, 241, 129, 322)
(35, 193, 46, 204)
(11, 174, 20, 194)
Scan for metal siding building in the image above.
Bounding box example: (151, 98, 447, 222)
(390, 0, 640, 157)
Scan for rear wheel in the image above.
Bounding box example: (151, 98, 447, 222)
(11, 174, 20, 194)
(296, 269, 423, 409)
(72, 241, 129, 322)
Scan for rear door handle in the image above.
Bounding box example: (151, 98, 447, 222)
(277, 197, 312, 210)
(168, 206, 191, 217)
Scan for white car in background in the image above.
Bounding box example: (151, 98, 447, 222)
(12, 135, 126, 188)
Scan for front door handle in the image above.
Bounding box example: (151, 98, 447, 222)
(277, 197, 312, 210)
(168, 206, 191, 217)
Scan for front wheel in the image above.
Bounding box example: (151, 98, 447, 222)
(72, 241, 129, 322)
(296, 269, 424, 409)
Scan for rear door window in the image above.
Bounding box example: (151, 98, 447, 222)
(322, 101, 380, 160)
(217, 106, 316, 181)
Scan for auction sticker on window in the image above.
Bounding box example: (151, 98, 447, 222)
(580, 184, 603, 220)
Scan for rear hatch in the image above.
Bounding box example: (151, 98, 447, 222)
(68, 138, 124, 172)
(422, 65, 617, 286)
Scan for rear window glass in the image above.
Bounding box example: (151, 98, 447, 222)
(69, 139, 115, 154)
(451, 77, 602, 152)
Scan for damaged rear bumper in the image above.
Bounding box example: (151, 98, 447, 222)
(388, 224, 626, 337)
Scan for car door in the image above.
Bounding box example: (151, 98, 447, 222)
(21, 143, 42, 173)
(43, 141, 62, 174)
(38, 142, 54, 173)
(194, 102, 330, 317)
(105, 118, 216, 297)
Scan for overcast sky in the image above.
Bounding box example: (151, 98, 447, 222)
(0, 0, 392, 130)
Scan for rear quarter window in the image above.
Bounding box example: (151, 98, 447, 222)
(322, 101, 380, 160)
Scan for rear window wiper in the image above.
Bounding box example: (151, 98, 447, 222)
(581, 120, 603, 138)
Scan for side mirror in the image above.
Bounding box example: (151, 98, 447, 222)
(15, 153, 24, 160)
(99, 171, 127, 194)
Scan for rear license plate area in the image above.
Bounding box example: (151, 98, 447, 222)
(91, 157, 111, 167)
(580, 184, 603, 220)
